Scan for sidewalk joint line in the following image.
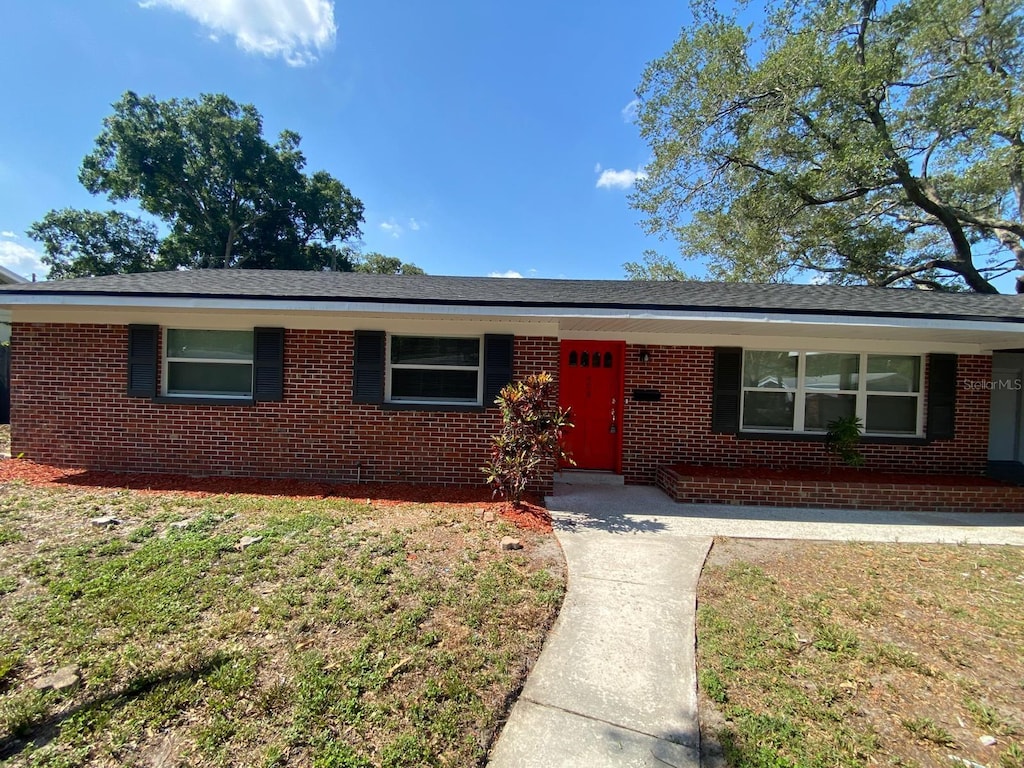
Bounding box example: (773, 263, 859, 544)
(519, 696, 699, 750)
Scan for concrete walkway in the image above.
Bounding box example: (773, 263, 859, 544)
(488, 483, 1024, 768)
(546, 483, 1024, 546)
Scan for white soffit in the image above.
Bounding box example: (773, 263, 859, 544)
(6, 295, 1024, 351)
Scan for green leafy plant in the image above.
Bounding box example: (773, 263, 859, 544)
(825, 415, 864, 470)
(483, 372, 573, 507)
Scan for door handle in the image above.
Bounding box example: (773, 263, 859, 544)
(609, 397, 617, 434)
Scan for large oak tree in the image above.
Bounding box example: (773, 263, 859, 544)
(30, 92, 418, 277)
(628, 0, 1024, 292)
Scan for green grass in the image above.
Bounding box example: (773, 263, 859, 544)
(0, 483, 564, 766)
(697, 541, 1024, 768)
(901, 716, 954, 745)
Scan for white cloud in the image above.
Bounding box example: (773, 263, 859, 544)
(139, 0, 336, 67)
(379, 217, 423, 238)
(596, 166, 648, 190)
(488, 270, 524, 278)
(621, 98, 639, 122)
(0, 239, 46, 281)
(0, 231, 16, 239)
(380, 220, 402, 238)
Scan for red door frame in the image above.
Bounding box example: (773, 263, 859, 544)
(558, 340, 626, 473)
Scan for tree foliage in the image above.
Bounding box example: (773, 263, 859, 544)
(353, 252, 426, 275)
(31, 91, 369, 277)
(623, 249, 691, 281)
(630, 0, 1024, 292)
(29, 209, 160, 280)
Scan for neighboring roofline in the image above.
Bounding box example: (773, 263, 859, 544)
(0, 265, 27, 284)
(4, 292, 1024, 334)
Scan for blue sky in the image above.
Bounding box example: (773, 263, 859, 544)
(0, 0, 691, 281)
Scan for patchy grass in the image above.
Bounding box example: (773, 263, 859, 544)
(0, 480, 564, 767)
(698, 539, 1024, 768)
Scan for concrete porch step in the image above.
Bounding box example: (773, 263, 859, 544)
(554, 470, 625, 486)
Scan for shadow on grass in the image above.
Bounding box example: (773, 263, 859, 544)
(0, 652, 228, 760)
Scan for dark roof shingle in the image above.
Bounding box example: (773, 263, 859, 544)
(2, 269, 1022, 322)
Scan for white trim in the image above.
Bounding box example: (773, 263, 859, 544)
(162, 327, 255, 399)
(740, 351, 925, 437)
(7, 303, 1024, 355)
(2, 292, 1023, 335)
(385, 334, 484, 406)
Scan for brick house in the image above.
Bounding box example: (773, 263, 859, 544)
(2, 271, 1024, 506)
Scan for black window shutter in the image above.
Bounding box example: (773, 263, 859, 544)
(127, 324, 158, 398)
(353, 330, 385, 404)
(926, 353, 957, 440)
(483, 335, 514, 406)
(253, 327, 285, 402)
(711, 347, 742, 434)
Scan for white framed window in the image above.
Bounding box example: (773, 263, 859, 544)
(741, 351, 923, 436)
(386, 335, 482, 404)
(164, 329, 254, 399)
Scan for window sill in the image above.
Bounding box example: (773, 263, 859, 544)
(154, 396, 255, 406)
(382, 402, 487, 413)
(736, 431, 928, 446)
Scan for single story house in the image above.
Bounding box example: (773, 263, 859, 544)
(2, 270, 1024, 509)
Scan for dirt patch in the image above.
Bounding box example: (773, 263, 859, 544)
(697, 538, 1024, 768)
(703, 536, 803, 567)
(0, 458, 553, 532)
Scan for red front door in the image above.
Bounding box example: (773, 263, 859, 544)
(559, 341, 624, 471)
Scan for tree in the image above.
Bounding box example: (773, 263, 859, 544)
(29, 209, 160, 280)
(623, 250, 691, 281)
(31, 91, 365, 277)
(630, 0, 1024, 292)
(353, 252, 425, 275)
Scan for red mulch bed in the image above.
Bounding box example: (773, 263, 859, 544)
(666, 463, 1011, 487)
(0, 459, 553, 532)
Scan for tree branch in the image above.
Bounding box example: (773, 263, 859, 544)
(878, 259, 963, 286)
(854, 0, 997, 293)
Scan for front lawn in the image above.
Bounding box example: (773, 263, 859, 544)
(698, 539, 1024, 768)
(0, 475, 564, 767)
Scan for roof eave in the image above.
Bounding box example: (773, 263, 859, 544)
(3, 292, 1024, 334)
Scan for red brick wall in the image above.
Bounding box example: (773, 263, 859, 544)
(10, 324, 991, 488)
(622, 345, 991, 484)
(656, 466, 1024, 513)
(11, 324, 559, 487)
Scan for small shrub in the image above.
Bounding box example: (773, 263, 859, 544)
(483, 372, 573, 506)
(826, 415, 864, 470)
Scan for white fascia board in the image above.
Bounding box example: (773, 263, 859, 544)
(3, 292, 1024, 336)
